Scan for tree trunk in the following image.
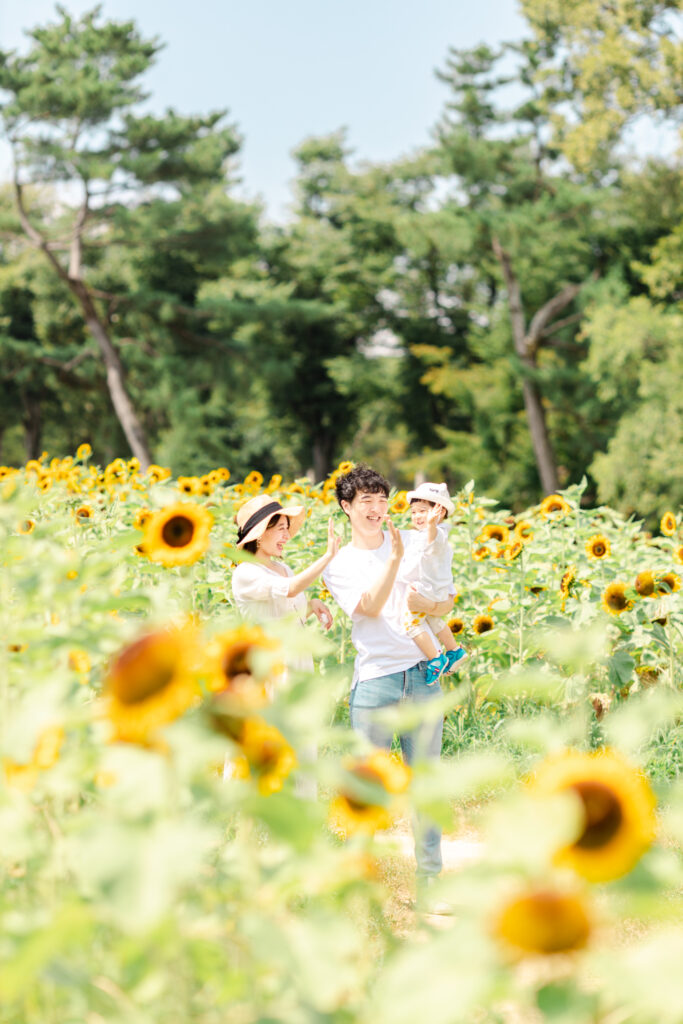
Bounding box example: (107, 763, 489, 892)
(312, 432, 334, 483)
(69, 282, 152, 470)
(491, 236, 587, 495)
(13, 182, 153, 471)
(520, 373, 559, 494)
(22, 390, 42, 461)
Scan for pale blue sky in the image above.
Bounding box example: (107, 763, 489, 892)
(1, 1, 530, 220)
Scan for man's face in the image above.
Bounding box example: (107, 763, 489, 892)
(341, 490, 388, 536)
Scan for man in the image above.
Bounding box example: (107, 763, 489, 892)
(322, 464, 454, 899)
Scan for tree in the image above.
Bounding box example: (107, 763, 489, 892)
(520, 0, 683, 173)
(0, 5, 254, 468)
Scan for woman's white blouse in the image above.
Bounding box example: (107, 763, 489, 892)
(231, 560, 306, 621)
(230, 561, 313, 674)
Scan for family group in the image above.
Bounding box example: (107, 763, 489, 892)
(231, 464, 466, 899)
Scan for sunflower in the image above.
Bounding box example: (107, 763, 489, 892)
(675, 545, 683, 565)
(76, 443, 92, 460)
(601, 582, 633, 616)
(142, 503, 213, 567)
(560, 566, 577, 598)
(329, 750, 411, 836)
(634, 571, 655, 598)
(68, 649, 91, 675)
(493, 886, 591, 956)
(514, 520, 533, 543)
(585, 535, 611, 560)
(655, 571, 681, 595)
(103, 625, 201, 744)
(3, 725, 65, 792)
(74, 505, 94, 523)
(448, 617, 465, 636)
(391, 491, 410, 514)
(528, 748, 657, 883)
(244, 470, 264, 491)
(265, 474, 282, 493)
(204, 625, 281, 699)
(237, 717, 297, 795)
(146, 464, 172, 484)
(133, 507, 153, 530)
(473, 613, 494, 635)
(17, 519, 35, 535)
(337, 461, 354, 474)
(540, 494, 571, 518)
(177, 475, 200, 496)
(479, 523, 510, 545)
(504, 540, 524, 562)
(472, 546, 490, 561)
(660, 512, 677, 536)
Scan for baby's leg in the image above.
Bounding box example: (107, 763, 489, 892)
(412, 628, 440, 661)
(435, 622, 456, 651)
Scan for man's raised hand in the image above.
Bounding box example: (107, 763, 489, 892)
(326, 517, 341, 560)
(386, 517, 404, 562)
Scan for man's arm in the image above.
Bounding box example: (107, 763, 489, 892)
(355, 521, 404, 617)
(406, 591, 454, 617)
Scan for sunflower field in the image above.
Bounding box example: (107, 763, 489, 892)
(2, 450, 683, 1024)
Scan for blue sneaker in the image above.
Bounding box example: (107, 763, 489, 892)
(425, 653, 449, 686)
(444, 647, 467, 673)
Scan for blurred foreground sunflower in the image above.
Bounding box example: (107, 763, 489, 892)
(329, 749, 411, 836)
(237, 717, 297, 795)
(529, 748, 657, 882)
(103, 625, 201, 743)
(204, 625, 281, 701)
(143, 503, 213, 567)
(493, 886, 592, 957)
(3, 725, 65, 793)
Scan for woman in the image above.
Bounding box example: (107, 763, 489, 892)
(229, 494, 340, 796)
(232, 494, 338, 633)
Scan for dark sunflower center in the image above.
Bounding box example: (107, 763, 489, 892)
(572, 780, 623, 849)
(593, 543, 605, 556)
(476, 619, 493, 633)
(111, 636, 177, 705)
(607, 589, 628, 611)
(345, 765, 384, 810)
(222, 644, 252, 683)
(162, 515, 195, 548)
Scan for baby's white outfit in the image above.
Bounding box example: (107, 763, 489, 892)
(400, 523, 455, 638)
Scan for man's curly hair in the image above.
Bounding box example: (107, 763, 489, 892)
(335, 464, 390, 511)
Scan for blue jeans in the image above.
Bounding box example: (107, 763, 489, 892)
(349, 661, 444, 877)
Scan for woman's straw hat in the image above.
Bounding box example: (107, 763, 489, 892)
(235, 493, 306, 548)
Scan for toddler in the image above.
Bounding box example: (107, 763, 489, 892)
(401, 482, 467, 685)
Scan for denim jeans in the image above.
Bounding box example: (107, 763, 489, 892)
(349, 661, 444, 877)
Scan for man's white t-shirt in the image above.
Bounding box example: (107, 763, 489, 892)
(323, 531, 431, 685)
